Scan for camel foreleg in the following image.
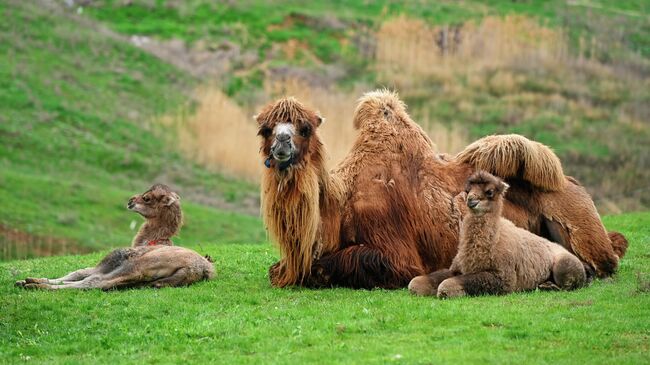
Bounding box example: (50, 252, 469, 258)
(437, 271, 505, 298)
(308, 245, 422, 289)
(408, 269, 456, 296)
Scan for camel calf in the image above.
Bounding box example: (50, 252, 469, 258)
(15, 184, 214, 290)
(409, 171, 586, 298)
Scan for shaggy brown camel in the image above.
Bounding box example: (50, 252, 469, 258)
(256, 90, 627, 289)
(15, 185, 214, 290)
(409, 171, 586, 298)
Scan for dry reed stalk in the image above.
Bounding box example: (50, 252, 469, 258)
(375, 15, 568, 86)
(179, 87, 262, 181)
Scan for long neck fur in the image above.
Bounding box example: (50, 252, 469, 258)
(262, 135, 343, 287)
(132, 204, 182, 246)
(459, 198, 503, 258)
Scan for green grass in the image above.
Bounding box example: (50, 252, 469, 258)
(0, 1, 265, 259)
(0, 212, 648, 364)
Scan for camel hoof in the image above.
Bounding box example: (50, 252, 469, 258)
(305, 264, 331, 288)
(537, 281, 561, 291)
(25, 277, 46, 284)
(23, 283, 49, 290)
(268, 261, 284, 287)
(14, 280, 26, 287)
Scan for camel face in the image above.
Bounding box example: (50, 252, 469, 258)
(127, 184, 180, 219)
(465, 171, 509, 215)
(255, 97, 323, 171)
(270, 123, 297, 163)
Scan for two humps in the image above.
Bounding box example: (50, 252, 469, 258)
(15, 184, 214, 290)
(409, 171, 587, 298)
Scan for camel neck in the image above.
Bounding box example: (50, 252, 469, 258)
(460, 201, 502, 251)
(132, 205, 181, 246)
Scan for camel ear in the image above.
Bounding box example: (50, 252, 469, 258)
(253, 114, 261, 124)
(316, 114, 325, 126)
(500, 182, 510, 194)
(162, 192, 180, 206)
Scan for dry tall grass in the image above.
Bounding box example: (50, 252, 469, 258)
(177, 87, 261, 181)
(376, 15, 568, 87)
(175, 79, 469, 181)
(171, 14, 647, 213)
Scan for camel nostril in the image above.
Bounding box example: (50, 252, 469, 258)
(467, 199, 479, 209)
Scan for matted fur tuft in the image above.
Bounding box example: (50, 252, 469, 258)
(257, 96, 318, 124)
(456, 134, 565, 191)
(351, 89, 435, 150)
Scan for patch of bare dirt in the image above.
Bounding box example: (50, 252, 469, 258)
(131, 36, 259, 79)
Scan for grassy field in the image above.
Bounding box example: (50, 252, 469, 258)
(0, 212, 648, 364)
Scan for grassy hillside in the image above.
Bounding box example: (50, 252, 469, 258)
(0, 0, 266, 260)
(1, 212, 648, 364)
(82, 0, 650, 213)
(0, 0, 648, 254)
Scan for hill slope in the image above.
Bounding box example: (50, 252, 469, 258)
(83, 0, 650, 212)
(0, 0, 266, 260)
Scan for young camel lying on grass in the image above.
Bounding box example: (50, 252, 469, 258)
(409, 171, 586, 298)
(15, 184, 214, 290)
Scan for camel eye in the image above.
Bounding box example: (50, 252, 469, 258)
(299, 124, 311, 138)
(258, 127, 272, 138)
(485, 190, 494, 198)
(143, 195, 151, 203)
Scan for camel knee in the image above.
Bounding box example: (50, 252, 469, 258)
(408, 275, 437, 296)
(553, 254, 587, 290)
(409, 269, 454, 296)
(437, 278, 466, 299)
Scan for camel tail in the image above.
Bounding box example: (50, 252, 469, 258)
(456, 134, 565, 191)
(608, 231, 629, 258)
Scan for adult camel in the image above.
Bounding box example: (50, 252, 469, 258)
(256, 90, 627, 289)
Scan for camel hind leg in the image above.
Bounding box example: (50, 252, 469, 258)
(22, 267, 97, 286)
(149, 267, 204, 288)
(552, 253, 587, 290)
(22, 273, 108, 290)
(541, 180, 620, 278)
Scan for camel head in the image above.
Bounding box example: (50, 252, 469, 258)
(255, 97, 324, 172)
(127, 184, 180, 219)
(464, 171, 509, 216)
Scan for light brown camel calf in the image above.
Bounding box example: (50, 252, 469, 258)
(409, 171, 586, 298)
(15, 184, 214, 290)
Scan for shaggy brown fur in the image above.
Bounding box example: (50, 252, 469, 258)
(257, 89, 626, 289)
(409, 171, 586, 298)
(15, 187, 213, 290)
(128, 184, 182, 247)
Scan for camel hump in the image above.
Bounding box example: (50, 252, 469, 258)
(353, 89, 407, 129)
(456, 134, 565, 191)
